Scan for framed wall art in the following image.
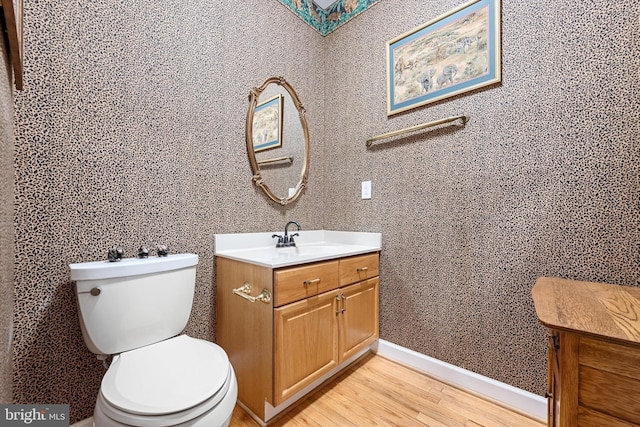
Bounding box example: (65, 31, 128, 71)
(252, 94, 284, 152)
(386, 0, 501, 116)
(1, 0, 24, 90)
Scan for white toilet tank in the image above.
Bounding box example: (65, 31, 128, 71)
(70, 253, 198, 356)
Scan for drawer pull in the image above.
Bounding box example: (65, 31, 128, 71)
(303, 278, 321, 285)
(356, 267, 369, 272)
(232, 282, 271, 304)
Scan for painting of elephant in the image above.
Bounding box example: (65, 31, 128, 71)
(386, 0, 501, 115)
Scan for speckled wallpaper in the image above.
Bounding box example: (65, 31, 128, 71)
(0, 36, 15, 404)
(323, 0, 640, 395)
(13, 0, 325, 422)
(9, 0, 640, 423)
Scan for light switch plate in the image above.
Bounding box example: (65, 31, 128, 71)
(361, 181, 372, 199)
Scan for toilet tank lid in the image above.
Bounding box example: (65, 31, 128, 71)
(69, 253, 198, 281)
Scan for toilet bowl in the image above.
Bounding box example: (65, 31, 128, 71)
(70, 254, 237, 427)
(93, 336, 237, 427)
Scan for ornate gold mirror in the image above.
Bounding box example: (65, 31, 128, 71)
(246, 77, 310, 205)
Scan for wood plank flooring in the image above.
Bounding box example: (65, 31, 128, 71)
(230, 353, 545, 426)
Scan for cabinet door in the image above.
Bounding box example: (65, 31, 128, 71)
(338, 277, 379, 362)
(548, 334, 559, 427)
(274, 290, 339, 405)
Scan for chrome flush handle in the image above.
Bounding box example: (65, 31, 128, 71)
(78, 287, 101, 296)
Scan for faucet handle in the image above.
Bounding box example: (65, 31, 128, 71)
(272, 234, 285, 248)
(138, 246, 150, 258)
(108, 245, 124, 262)
(156, 244, 169, 257)
(288, 233, 299, 247)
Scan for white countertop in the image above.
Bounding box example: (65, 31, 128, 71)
(214, 230, 381, 268)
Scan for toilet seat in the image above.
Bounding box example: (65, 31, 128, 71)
(99, 335, 232, 425)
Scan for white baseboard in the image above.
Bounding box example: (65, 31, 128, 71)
(71, 418, 93, 427)
(374, 339, 546, 422)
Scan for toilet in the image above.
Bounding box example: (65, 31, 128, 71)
(70, 253, 237, 427)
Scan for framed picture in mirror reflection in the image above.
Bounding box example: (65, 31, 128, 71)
(252, 94, 283, 152)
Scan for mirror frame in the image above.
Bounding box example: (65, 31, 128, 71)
(246, 76, 310, 205)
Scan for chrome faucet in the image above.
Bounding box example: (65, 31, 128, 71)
(285, 221, 301, 246)
(272, 221, 301, 247)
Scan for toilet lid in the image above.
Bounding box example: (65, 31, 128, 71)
(101, 335, 230, 415)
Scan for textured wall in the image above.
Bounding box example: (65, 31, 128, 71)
(12, 0, 640, 422)
(323, 0, 640, 394)
(13, 0, 325, 422)
(0, 33, 15, 404)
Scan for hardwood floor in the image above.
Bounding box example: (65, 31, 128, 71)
(230, 353, 545, 426)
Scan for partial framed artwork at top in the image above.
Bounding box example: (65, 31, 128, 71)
(252, 94, 284, 152)
(1, 0, 24, 90)
(386, 0, 501, 116)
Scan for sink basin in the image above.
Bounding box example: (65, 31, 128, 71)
(276, 243, 344, 256)
(214, 230, 381, 268)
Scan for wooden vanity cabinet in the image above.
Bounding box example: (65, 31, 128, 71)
(216, 252, 379, 422)
(533, 277, 640, 427)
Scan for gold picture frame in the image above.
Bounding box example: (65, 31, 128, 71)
(386, 0, 501, 116)
(252, 94, 283, 152)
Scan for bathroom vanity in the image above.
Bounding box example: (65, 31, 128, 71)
(214, 230, 381, 423)
(532, 277, 640, 427)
